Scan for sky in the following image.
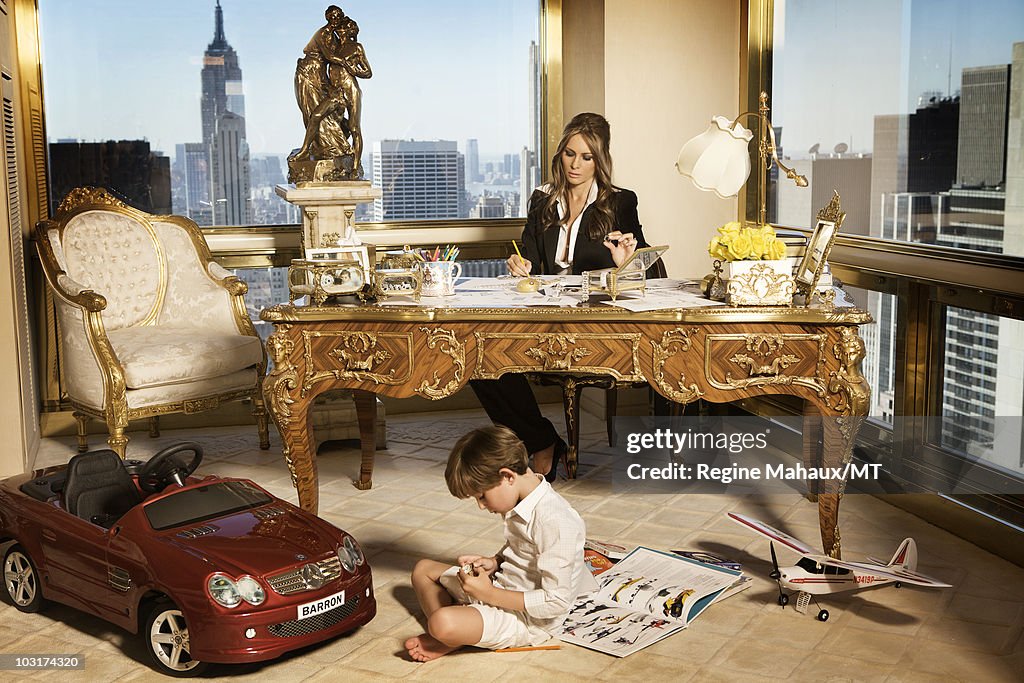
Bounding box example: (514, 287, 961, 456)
(772, 0, 1024, 157)
(39, 0, 538, 158)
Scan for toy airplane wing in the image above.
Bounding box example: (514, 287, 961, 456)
(727, 512, 816, 555)
(814, 557, 953, 588)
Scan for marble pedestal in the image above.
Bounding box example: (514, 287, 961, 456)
(275, 181, 382, 255)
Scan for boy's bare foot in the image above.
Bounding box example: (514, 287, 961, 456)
(405, 633, 457, 662)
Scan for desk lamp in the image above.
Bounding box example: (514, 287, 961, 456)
(675, 91, 808, 305)
(675, 90, 808, 223)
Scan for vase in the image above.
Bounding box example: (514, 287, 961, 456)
(721, 259, 795, 306)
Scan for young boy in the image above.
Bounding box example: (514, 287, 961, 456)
(405, 425, 594, 661)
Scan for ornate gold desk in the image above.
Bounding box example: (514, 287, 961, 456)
(261, 301, 871, 558)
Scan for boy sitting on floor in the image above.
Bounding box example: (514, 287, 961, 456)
(405, 425, 594, 661)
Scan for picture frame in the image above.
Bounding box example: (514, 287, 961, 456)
(795, 190, 845, 302)
(306, 244, 373, 273)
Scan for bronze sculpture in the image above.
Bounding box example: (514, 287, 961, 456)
(289, 5, 372, 182)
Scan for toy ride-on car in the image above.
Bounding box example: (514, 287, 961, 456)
(0, 443, 375, 676)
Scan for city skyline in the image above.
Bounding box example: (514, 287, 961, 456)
(773, 0, 1024, 157)
(38, 0, 538, 157)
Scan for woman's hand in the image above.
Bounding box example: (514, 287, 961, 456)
(507, 254, 533, 277)
(603, 231, 638, 267)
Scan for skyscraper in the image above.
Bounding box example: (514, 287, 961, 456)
(465, 139, 481, 182)
(176, 142, 212, 226)
(200, 1, 250, 225)
(211, 111, 251, 225)
(371, 140, 466, 220)
(957, 65, 1011, 187)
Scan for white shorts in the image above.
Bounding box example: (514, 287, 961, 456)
(438, 566, 552, 650)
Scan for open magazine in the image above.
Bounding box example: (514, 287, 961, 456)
(559, 546, 741, 657)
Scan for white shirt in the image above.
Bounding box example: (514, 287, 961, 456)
(493, 476, 597, 632)
(537, 181, 599, 272)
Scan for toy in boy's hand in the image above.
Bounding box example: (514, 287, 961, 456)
(461, 562, 478, 576)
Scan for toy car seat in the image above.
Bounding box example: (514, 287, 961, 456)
(63, 449, 142, 528)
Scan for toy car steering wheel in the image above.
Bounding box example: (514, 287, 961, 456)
(138, 442, 204, 493)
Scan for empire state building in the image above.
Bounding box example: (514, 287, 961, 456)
(201, 0, 251, 225)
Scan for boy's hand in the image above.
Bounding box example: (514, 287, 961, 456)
(457, 555, 498, 576)
(458, 565, 494, 601)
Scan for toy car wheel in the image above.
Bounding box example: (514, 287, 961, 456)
(3, 545, 44, 613)
(144, 601, 207, 677)
(817, 609, 830, 622)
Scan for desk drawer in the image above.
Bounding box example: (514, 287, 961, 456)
(474, 331, 644, 381)
(301, 330, 413, 394)
(704, 332, 826, 390)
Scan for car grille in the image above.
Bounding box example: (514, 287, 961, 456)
(268, 595, 361, 638)
(266, 555, 343, 595)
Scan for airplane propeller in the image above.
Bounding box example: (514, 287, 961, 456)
(769, 542, 789, 606)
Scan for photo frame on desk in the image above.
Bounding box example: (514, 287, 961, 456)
(307, 245, 373, 273)
(795, 190, 845, 302)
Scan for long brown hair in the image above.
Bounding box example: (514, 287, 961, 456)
(540, 112, 616, 240)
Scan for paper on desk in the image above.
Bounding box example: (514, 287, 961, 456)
(644, 277, 697, 289)
(377, 290, 579, 308)
(600, 288, 723, 312)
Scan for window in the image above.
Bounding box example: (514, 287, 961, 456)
(38, 0, 540, 225)
(769, 0, 1024, 261)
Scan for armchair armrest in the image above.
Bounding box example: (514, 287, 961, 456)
(56, 274, 108, 312)
(208, 261, 249, 296)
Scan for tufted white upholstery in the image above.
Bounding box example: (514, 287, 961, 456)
(35, 187, 270, 458)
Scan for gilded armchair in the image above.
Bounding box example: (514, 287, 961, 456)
(35, 187, 270, 457)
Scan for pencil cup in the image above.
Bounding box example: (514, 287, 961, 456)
(421, 261, 462, 296)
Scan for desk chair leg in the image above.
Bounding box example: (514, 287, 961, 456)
(561, 377, 583, 479)
(73, 412, 90, 452)
(148, 416, 160, 439)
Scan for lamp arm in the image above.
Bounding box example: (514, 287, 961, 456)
(766, 123, 809, 187)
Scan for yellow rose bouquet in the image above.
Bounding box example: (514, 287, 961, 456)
(708, 222, 787, 261)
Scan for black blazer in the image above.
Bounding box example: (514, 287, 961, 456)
(520, 187, 648, 275)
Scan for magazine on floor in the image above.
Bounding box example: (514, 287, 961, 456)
(559, 546, 741, 656)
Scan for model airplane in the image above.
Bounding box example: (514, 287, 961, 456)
(728, 511, 952, 621)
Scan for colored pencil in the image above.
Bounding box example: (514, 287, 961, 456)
(496, 644, 561, 653)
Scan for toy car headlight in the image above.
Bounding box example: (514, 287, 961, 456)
(208, 573, 241, 608)
(337, 545, 356, 573)
(235, 576, 266, 606)
(344, 535, 365, 566)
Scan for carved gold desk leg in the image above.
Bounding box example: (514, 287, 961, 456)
(264, 325, 319, 514)
(352, 390, 377, 490)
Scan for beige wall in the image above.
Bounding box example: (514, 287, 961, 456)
(565, 0, 742, 280)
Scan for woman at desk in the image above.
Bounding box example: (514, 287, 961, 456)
(470, 112, 649, 481)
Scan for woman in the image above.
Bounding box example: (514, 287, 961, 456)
(470, 112, 649, 481)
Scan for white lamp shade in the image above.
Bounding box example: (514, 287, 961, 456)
(675, 116, 754, 198)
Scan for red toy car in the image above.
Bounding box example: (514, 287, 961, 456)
(0, 443, 375, 676)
